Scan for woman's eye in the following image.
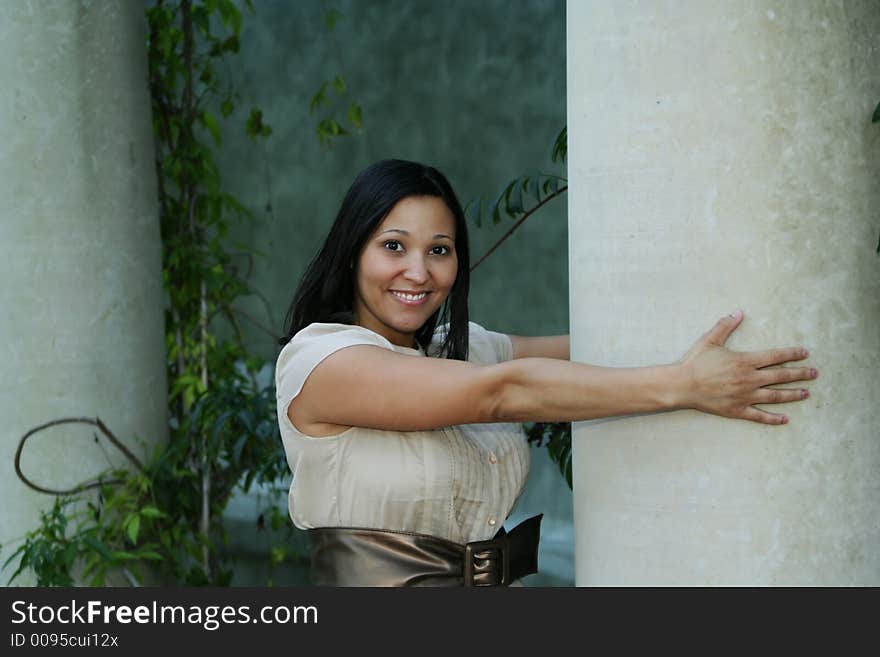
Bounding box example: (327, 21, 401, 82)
(383, 240, 404, 252)
(431, 245, 451, 255)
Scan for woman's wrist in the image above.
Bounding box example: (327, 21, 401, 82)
(664, 361, 694, 411)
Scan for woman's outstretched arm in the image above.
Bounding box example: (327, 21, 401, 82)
(498, 311, 816, 425)
(288, 312, 817, 435)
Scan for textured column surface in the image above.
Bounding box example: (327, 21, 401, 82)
(567, 1, 880, 584)
(0, 2, 167, 581)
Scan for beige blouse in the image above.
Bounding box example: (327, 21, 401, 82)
(274, 321, 531, 545)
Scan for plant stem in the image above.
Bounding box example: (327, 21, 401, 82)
(470, 186, 568, 272)
(200, 279, 211, 578)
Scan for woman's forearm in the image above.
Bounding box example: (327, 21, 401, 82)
(492, 357, 686, 423)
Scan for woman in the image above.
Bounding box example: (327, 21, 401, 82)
(275, 159, 817, 586)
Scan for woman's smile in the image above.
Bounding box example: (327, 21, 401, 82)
(389, 289, 431, 305)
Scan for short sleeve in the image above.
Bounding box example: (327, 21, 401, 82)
(275, 323, 390, 436)
(430, 321, 513, 365)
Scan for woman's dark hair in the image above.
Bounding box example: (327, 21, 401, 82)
(278, 159, 470, 360)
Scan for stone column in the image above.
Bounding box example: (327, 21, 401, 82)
(0, 2, 167, 581)
(567, 1, 880, 584)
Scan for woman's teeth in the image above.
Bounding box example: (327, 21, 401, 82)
(391, 291, 428, 302)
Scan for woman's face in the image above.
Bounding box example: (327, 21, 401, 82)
(353, 195, 458, 348)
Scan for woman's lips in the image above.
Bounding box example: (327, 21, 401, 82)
(389, 290, 430, 306)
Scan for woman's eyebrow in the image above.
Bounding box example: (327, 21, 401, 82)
(379, 229, 453, 240)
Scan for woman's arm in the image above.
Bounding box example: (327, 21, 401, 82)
(289, 312, 817, 435)
(508, 334, 570, 360)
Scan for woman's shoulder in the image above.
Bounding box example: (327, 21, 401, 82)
(275, 323, 394, 407)
(280, 322, 390, 355)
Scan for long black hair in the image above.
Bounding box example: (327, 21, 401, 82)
(278, 159, 470, 360)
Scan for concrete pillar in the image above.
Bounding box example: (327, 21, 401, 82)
(568, 1, 880, 584)
(0, 2, 166, 581)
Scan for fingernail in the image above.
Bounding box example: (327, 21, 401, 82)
(802, 390, 809, 399)
(729, 310, 742, 320)
(802, 349, 809, 357)
(781, 416, 788, 424)
(811, 369, 818, 378)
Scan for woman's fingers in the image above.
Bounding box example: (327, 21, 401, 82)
(753, 387, 809, 404)
(756, 366, 818, 386)
(741, 406, 789, 425)
(748, 346, 810, 368)
(704, 310, 744, 347)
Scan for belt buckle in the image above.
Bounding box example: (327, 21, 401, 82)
(463, 536, 510, 587)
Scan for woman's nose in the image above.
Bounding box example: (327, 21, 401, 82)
(403, 257, 429, 284)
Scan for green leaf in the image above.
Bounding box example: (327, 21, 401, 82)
(83, 536, 112, 560)
(507, 178, 524, 215)
(464, 198, 482, 228)
(237, 409, 255, 433)
(210, 410, 236, 448)
(552, 125, 567, 163)
(333, 75, 346, 94)
(136, 551, 163, 561)
(217, 0, 243, 37)
(81, 553, 103, 579)
(126, 514, 141, 544)
(62, 541, 78, 567)
(193, 4, 211, 34)
(873, 101, 880, 123)
(221, 35, 240, 54)
(347, 103, 363, 129)
(139, 506, 165, 519)
(245, 107, 271, 139)
(201, 111, 222, 146)
(324, 8, 343, 31)
(309, 83, 328, 114)
(232, 433, 249, 463)
(316, 118, 348, 145)
(491, 188, 505, 225)
(527, 175, 542, 202)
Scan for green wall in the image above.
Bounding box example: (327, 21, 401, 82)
(216, 0, 573, 585)
(217, 0, 567, 352)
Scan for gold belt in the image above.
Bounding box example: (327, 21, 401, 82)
(307, 514, 543, 587)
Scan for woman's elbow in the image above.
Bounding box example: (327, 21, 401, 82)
(481, 361, 529, 424)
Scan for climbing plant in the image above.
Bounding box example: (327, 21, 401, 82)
(467, 126, 573, 490)
(308, 8, 363, 146)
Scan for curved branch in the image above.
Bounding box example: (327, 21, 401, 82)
(470, 186, 568, 272)
(229, 305, 280, 341)
(14, 417, 145, 496)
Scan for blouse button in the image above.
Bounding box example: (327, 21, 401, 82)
(488, 453, 498, 464)
(488, 516, 496, 526)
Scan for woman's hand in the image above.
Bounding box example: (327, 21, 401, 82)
(676, 310, 818, 425)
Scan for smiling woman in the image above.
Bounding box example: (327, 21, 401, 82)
(274, 159, 818, 587)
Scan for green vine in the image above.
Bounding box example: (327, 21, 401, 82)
(467, 126, 573, 490)
(309, 5, 364, 146)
